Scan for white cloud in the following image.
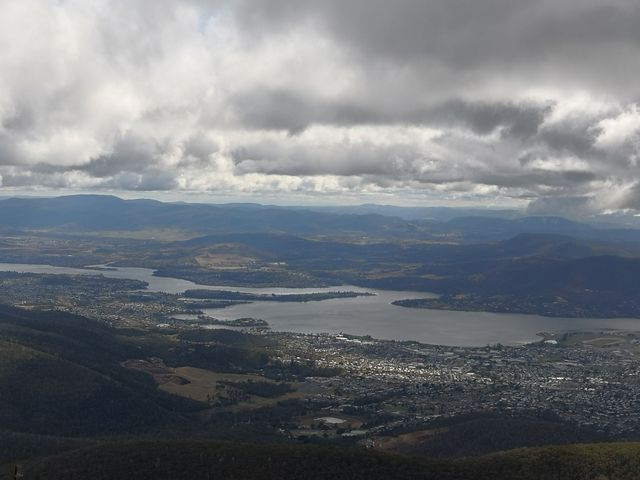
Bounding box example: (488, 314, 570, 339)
(595, 104, 640, 152)
(0, 0, 640, 214)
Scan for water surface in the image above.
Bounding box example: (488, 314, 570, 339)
(1, 262, 639, 346)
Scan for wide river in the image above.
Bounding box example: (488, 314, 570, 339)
(1, 262, 640, 347)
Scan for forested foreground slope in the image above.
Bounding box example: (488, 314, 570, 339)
(6, 440, 640, 480)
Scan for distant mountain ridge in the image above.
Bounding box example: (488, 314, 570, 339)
(298, 203, 520, 221)
(0, 195, 434, 238)
(2, 195, 640, 243)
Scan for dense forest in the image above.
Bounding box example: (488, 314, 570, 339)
(6, 440, 640, 480)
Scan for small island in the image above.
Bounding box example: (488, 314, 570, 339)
(195, 315, 269, 327)
(182, 289, 374, 303)
(178, 299, 252, 309)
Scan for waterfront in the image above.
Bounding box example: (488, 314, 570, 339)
(1, 262, 640, 346)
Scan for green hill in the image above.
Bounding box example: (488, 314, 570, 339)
(7, 440, 640, 480)
(380, 412, 606, 458)
(0, 306, 204, 436)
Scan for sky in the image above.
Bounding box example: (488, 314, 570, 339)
(1, 0, 640, 214)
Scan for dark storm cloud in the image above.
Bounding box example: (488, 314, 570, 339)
(562, 170, 597, 183)
(234, 0, 640, 83)
(80, 133, 158, 177)
(228, 89, 384, 134)
(232, 0, 525, 64)
(425, 101, 551, 138)
(181, 134, 219, 165)
(230, 88, 550, 138)
(537, 122, 598, 157)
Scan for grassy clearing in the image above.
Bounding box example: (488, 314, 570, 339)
(164, 367, 303, 409)
(373, 428, 446, 453)
(159, 367, 272, 403)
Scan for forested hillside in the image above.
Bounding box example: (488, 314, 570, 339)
(7, 440, 640, 480)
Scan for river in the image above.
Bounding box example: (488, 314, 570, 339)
(1, 262, 639, 346)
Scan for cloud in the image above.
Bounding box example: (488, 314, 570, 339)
(594, 105, 640, 153)
(0, 0, 639, 214)
(525, 196, 598, 218)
